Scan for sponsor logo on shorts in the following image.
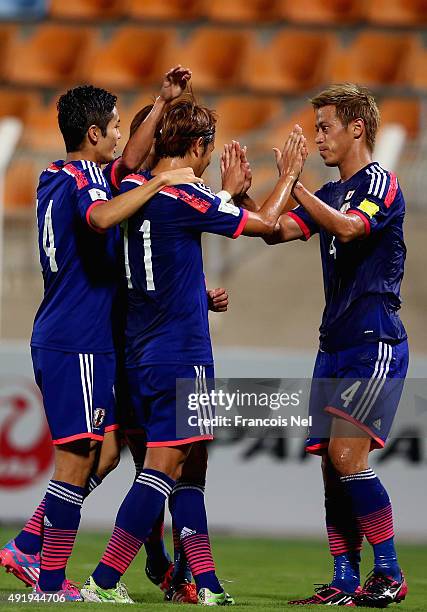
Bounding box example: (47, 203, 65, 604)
(93, 408, 106, 428)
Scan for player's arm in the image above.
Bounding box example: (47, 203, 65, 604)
(88, 167, 200, 231)
(292, 182, 365, 242)
(112, 66, 191, 184)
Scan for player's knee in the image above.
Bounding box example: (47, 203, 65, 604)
(327, 441, 368, 476)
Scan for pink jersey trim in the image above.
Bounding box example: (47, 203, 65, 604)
(146, 434, 214, 448)
(233, 208, 249, 238)
(385, 172, 398, 208)
(286, 211, 311, 240)
(86, 200, 106, 233)
(305, 441, 329, 455)
(324, 406, 384, 450)
(52, 432, 104, 445)
(110, 157, 122, 190)
(104, 424, 119, 433)
(346, 209, 371, 236)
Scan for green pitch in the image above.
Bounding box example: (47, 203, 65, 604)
(0, 527, 425, 610)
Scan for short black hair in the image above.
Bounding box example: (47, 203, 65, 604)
(57, 85, 117, 153)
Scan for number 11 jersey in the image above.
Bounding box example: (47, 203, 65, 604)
(31, 160, 119, 354)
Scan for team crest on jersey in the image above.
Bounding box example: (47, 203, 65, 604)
(93, 408, 106, 428)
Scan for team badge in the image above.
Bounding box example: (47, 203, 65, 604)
(93, 408, 106, 428)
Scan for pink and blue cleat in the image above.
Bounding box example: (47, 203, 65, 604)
(34, 579, 83, 601)
(0, 539, 40, 587)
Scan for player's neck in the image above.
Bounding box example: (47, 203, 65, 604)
(152, 156, 195, 175)
(338, 149, 372, 182)
(65, 149, 100, 165)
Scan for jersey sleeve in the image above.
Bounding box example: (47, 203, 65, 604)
(285, 188, 323, 241)
(346, 168, 402, 236)
(160, 183, 248, 238)
(103, 157, 122, 196)
(64, 163, 111, 232)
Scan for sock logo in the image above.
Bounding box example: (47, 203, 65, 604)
(372, 418, 382, 430)
(180, 527, 196, 540)
(43, 515, 52, 527)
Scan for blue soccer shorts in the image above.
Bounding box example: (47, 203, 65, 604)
(31, 348, 118, 445)
(305, 339, 409, 455)
(127, 363, 215, 447)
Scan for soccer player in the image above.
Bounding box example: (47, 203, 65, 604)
(117, 104, 231, 604)
(0, 73, 200, 600)
(80, 99, 306, 605)
(227, 84, 408, 607)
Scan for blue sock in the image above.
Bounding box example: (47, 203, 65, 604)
(171, 522, 192, 585)
(373, 537, 400, 580)
(144, 506, 171, 576)
(14, 472, 102, 557)
(38, 481, 84, 592)
(332, 553, 361, 592)
(92, 469, 175, 589)
(325, 486, 362, 592)
(86, 473, 103, 495)
(170, 481, 221, 594)
(341, 469, 401, 581)
(15, 498, 46, 555)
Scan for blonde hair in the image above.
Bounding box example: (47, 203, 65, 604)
(310, 83, 380, 152)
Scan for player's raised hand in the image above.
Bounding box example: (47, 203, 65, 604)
(159, 65, 192, 103)
(274, 125, 306, 179)
(220, 141, 247, 197)
(159, 166, 203, 186)
(240, 145, 252, 194)
(207, 288, 229, 312)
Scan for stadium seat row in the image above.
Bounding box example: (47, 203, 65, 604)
(1, 95, 421, 212)
(1, 25, 427, 93)
(47, 0, 427, 27)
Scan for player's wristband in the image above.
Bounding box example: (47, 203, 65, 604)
(216, 190, 232, 203)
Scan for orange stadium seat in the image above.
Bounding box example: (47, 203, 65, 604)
(279, 0, 367, 24)
(4, 159, 36, 211)
(214, 96, 283, 145)
(82, 27, 176, 90)
(0, 25, 17, 81)
(366, 0, 427, 27)
(379, 98, 420, 139)
(408, 41, 427, 91)
(332, 32, 416, 87)
(3, 25, 92, 88)
(49, 0, 125, 20)
(245, 31, 336, 93)
(173, 29, 254, 92)
(263, 105, 318, 153)
(127, 0, 204, 21)
(205, 0, 281, 23)
(0, 90, 38, 125)
(22, 96, 64, 153)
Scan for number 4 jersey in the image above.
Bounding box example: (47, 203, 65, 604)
(287, 161, 407, 352)
(31, 160, 120, 354)
(120, 171, 248, 367)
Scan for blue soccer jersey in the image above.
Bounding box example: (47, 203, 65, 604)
(287, 162, 407, 351)
(31, 160, 120, 354)
(120, 172, 248, 367)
